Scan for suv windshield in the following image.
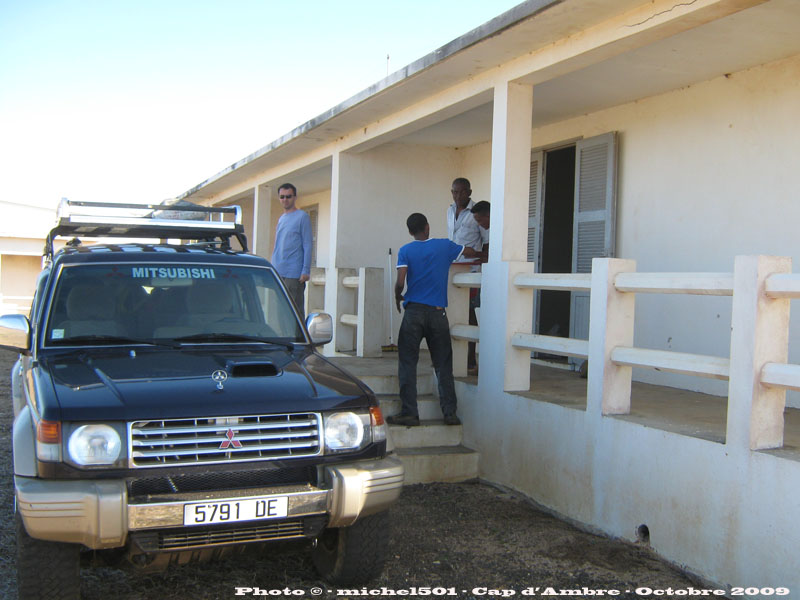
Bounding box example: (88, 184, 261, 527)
(45, 263, 304, 346)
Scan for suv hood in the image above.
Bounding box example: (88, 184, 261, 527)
(39, 347, 370, 422)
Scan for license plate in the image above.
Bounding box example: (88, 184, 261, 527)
(183, 496, 289, 526)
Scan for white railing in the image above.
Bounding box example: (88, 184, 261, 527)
(306, 266, 384, 357)
(450, 271, 481, 343)
(447, 267, 481, 375)
(609, 347, 730, 380)
(759, 271, 800, 393)
(451, 255, 799, 451)
(0, 295, 33, 316)
(511, 333, 588, 358)
(514, 272, 591, 292)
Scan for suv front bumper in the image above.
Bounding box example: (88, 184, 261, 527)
(16, 455, 404, 549)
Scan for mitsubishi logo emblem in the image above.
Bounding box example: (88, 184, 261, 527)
(219, 428, 242, 449)
(212, 370, 228, 390)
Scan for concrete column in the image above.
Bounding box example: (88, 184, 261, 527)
(252, 184, 273, 258)
(727, 255, 792, 451)
(479, 261, 536, 391)
(324, 151, 390, 355)
(477, 81, 535, 390)
(330, 151, 374, 269)
(587, 258, 636, 416)
(323, 152, 355, 356)
(357, 267, 384, 357)
(490, 81, 533, 264)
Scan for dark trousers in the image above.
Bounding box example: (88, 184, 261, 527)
(283, 278, 306, 321)
(398, 303, 458, 418)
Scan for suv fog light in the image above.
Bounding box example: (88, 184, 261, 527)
(68, 425, 122, 465)
(324, 412, 366, 452)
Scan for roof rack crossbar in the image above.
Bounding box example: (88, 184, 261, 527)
(45, 200, 248, 258)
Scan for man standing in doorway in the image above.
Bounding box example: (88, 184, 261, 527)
(447, 177, 483, 255)
(271, 183, 312, 320)
(447, 177, 483, 372)
(388, 213, 479, 427)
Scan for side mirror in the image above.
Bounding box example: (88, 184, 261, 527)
(0, 314, 31, 353)
(306, 312, 333, 346)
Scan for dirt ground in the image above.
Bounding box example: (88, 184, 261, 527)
(0, 348, 707, 600)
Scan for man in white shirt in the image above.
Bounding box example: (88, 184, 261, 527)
(447, 178, 483, 261)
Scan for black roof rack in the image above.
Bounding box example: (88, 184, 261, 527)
(45, 200, 248, 258)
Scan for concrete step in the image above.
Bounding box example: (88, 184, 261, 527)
(379, 395, 444, 421)
(360, 372, 435, 396)
(327, 354, 479, 485)
(388, 420, 464, 448)
(394, 446, 480, 484)
(326, 353, 437, 397)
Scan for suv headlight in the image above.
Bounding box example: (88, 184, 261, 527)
(323, 408, 388, 453)
(67, 425, 122, 466)
(324, 412, 368, 453)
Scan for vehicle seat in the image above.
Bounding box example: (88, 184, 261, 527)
(142, 286, 187, 334)
(57, 283, 122, 338)
(180, 281, 244, 332)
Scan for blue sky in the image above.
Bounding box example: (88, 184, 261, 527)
(0, 0, 521, 208)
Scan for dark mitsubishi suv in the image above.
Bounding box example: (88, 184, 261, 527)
(0, 200, 403, 599)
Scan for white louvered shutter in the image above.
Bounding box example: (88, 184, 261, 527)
(307, 205, 319, 266)
(528, 151, 544, 336)
(569, 132, 617, 347)
(527, 152, 544, 265)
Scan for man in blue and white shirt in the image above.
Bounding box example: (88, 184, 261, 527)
(388, 213, 479, 427)
(271, 183, 312, 319)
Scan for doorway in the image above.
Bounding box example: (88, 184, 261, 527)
(538, 146, 575, 340)
(528, 132, 618, 366)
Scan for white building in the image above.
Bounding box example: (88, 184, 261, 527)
(176, 0, 800, 590)
(5, 0, 800, 592)
(0, 201, 55, 314)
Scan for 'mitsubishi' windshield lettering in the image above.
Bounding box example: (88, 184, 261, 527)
(131, 267, 216, 279)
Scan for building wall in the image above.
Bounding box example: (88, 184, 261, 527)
(0, 254, 41, 314)
(297, 189, 331, 268)
(456, 52, 800, 590)
(459, 143, 492, 206)
(529, 53, 800, 398)
(458, 380, 800, 591)
(332, 144, 461, 269)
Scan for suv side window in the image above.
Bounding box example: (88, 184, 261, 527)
(28, 269, 51, 342)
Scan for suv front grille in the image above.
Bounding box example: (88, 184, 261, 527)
(131, 516, 327, 552)
(129, 413, 322, 468)
(128, 466, 318, 496)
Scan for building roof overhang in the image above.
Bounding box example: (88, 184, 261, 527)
(179, 0, 800, 202)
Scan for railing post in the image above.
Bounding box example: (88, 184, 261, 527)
(336, 268, 357, 353)
(727, 255, 791, 450)
(356, 267, 384, 357)
(480, 261, 536, 391)
(321, 267, 357, 355)
(587, 257, 636, 416)
(307, 266, 326, 317)
(448, 264, 472, 377)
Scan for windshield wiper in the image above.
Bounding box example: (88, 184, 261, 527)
(54, 335, 181, 349)
(172, 333, 296, 349)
